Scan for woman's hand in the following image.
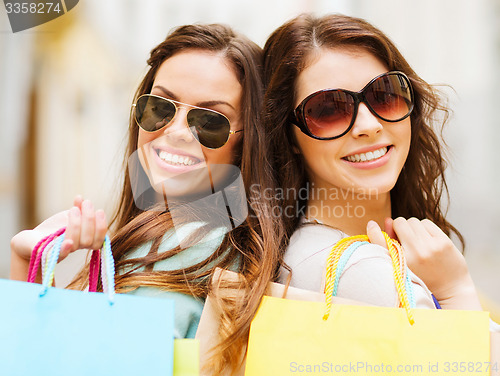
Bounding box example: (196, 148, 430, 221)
(10, 196, 107, 281)
(366, 218, 482, 310)
(59, 196, 108, 260)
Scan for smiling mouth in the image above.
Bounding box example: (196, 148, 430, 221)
(343, 146, 391, 163)
(155, 149, 202, 166)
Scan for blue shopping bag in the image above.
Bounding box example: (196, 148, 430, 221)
(0, 232, 175, 376)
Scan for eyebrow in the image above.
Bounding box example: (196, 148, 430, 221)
(152, 85, 235, 110)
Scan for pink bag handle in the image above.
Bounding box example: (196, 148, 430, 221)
(28, 227, 102, 293)
(88, 249, 101, 292)
(27, 227, 66, 283)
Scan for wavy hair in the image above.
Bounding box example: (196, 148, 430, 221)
(262, 13, 463, 248)
(69, 23, 282, 373)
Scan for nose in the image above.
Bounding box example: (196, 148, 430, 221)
(350, 103, 383, 138)
(163, 107, 196, 144)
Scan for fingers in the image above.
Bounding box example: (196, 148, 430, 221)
(63, 199, 108, 257)
(394, 217, 453, 258)
(366, 220, 387, 249)
(370, 217, 441, 252)
(408, 217, 433, 241)
(94, 209, 108, 249)
(392, 217, 431, 251)
(80, 200, 96, 248)
(421, 218, 446, 238)
(13, 197, 107, 265)
(374, 216, 473, 304)
(383, 217, 397, 240)
(73, 195, 83, 209)
(65, 206, 82, 254)
(390, 217, 431, 272)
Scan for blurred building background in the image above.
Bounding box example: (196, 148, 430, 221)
(1, 0, 499, 312)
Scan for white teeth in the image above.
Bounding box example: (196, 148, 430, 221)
(158, 151, 197, 166)
(345, 147, 388, 163)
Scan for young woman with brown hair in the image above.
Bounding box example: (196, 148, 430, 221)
(262, 13, 486, 311)
(10, 23, 282, 373)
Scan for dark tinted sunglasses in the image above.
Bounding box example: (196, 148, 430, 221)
(292, 71, 414, 140)
(132, 94, 242, 149)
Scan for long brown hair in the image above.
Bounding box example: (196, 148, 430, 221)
(69, 23, 282, 373)
(262, 13, 463, 248)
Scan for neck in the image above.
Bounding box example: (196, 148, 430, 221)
(305, 185, 391, 236)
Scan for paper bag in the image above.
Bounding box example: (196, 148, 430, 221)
(246, 235, 492, 376)
(1, 229, 175, 375)
(195, 269, 365, 376)
(245, 295, 491, 376)
(0, 279, 175, 376)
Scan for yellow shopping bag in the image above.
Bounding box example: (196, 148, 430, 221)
(246, 296, 490, 375)
(174, 339, 199, 376)
(245, 234, 492, 376)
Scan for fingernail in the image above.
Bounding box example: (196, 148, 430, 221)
(367, 220, 379, 229)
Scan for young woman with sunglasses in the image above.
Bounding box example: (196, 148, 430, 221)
(10, 23, 282, 372)
(262, 13, 488, 312)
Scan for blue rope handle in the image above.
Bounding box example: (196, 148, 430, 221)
(331, 241, 368, 296)
(40, 234, 65, 295)
(100, 234, 115, 304)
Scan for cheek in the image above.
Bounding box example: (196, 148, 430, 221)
(291, 127, 303, 154)
(293, 128, 311, 156)
(399, 120, 412, 155)
(136, 129, 158, 173)
(203, 135, 241, 165)
(137, 129, 156, 149)
(293, 130, 319, 170)
(293, 128, 338, 163)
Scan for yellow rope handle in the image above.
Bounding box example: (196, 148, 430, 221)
(323, 232, 414, 325)
(324, 235, 366, 318)
(384, 233, 414, 324)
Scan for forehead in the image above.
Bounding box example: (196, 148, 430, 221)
(295, 47, 389, 105)
(152, 49, 242, 106)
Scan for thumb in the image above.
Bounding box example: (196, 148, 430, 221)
(58, 239, 75, 261)
(366, 220, 387, 249)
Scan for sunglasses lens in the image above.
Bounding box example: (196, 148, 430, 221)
(187, 109, 231, 149)
(364, 73, 413, 121)
(135, 95, 176, 132)
(303, 90, 355, 138)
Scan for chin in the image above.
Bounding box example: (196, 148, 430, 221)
(149, 174, 213, 199)
(350, 179, 397, 198)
